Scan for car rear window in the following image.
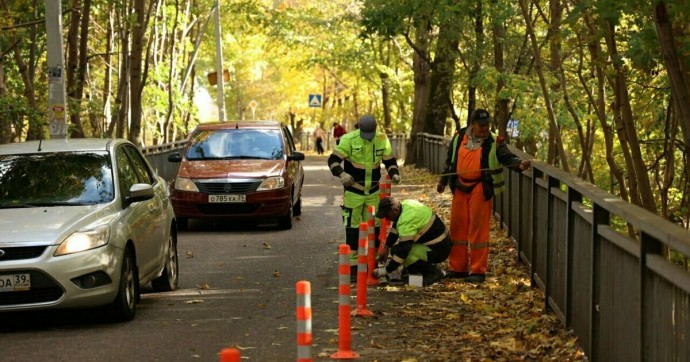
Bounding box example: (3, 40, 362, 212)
(0, 152, 115, 207)
(185, 129, 284, 160)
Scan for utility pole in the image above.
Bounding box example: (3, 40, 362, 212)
(214, 0, 226, 122)
(46, 0, 68, 139)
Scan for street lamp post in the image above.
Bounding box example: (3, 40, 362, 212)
(46, 0, 68, 139)
(214, 0, 226, 122)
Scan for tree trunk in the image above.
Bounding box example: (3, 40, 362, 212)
(404, 15, 432, 165)
(657, 99, 676, 220)
(603, 20, 657, 213)
(551, 0, 593, 181)
(163, 0, 181, 143)
(653, 2, 690, 160)
(70, 0, 92, 138)
(0, 55, 9, 143)
(581, 15, 629, 202)
(466, 1, 483, 130)
(66, 0, 86, 138)
(518, 0, 570, 172)
(101, 3, 114, 137)
(492, 0, 509, 141)
(129, 0, 149, 146)
(423, 13, 460, 136)
(112, 1, 131, 139)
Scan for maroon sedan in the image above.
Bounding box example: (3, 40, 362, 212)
(167, 121, 305, 229)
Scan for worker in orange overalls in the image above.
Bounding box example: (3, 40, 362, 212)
(436, 109, 530, 283)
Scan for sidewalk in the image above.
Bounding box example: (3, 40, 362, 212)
(316, 164, 585, 361)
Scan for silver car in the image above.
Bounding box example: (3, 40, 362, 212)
(0, 138, 178, 321)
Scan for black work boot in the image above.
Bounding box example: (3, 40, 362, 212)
(465, 274, 486, 284)
(445, 271, 469, 279)
(422, 267, 445, 286)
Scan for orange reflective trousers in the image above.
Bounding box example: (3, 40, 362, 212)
(448, 183, 492, 275)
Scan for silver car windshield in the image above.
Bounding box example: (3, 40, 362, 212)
(0, 151, 115, 208)
(186, 129, 284, 160)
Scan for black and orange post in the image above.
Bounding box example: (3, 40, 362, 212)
(331, 244, 359, 359)
(296, 280, 312, 362)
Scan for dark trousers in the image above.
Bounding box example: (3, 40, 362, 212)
(406, 236, 451, 276)
(315, 137, 324, 154)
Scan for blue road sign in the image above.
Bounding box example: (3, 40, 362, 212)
(308, 94, 322, 108)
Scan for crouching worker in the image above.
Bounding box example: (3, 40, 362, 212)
(373, 196, 451, 286)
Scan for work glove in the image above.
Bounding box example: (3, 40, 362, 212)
(436, 183, 446, 194)
(391, 174, 401, 184)
(339, 172, 355, 187)
(372, 267, 388, 278)
(378, 245, 390, 265)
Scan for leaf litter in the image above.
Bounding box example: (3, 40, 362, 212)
(338, 165, 586, 361)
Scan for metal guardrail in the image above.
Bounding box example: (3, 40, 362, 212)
(141, 139, 188, 182)
(146, 132, 690, 361)
(298, 132, 408, 161)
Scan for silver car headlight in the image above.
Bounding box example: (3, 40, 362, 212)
(174, 176, 199, 192)
(54, 224, 110, 256)
(257, 176, 285, 191)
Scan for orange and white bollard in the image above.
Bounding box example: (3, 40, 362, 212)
(355, 222, 374, 317)
(366, 206, 379, 286)
(331, 244, 359, 359)
(296, 280, 312, 362)
(219, 348, 240, 362)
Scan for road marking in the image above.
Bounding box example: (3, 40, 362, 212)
(142, 288, 261, 298)
(303, 165, 330, 171)
(236, 255, 280, 260)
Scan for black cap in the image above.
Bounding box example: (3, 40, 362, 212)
(358, 114, 377, 141)
(471, 109, 491, 125)
(376, 196, 395, 218)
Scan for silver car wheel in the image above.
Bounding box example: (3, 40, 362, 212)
(122, 254, 135, 310)
(152, 231, 179, 292)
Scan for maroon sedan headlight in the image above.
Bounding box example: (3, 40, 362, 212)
(174, 177, 199, 192)
(257, 176, 285, 191)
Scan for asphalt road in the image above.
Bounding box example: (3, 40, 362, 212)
(0, 154, 392, 362)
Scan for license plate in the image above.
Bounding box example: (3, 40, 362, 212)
(209, 194, 246, 203)
(0, 273, 31, 292)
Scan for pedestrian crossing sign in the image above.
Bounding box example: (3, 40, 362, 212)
(308, 94, 322, 108)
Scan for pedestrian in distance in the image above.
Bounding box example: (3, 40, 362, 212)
(312, 124, 326, 155)
(332, 122, 346, 145)
(437, 108, 530, 284)
(373, 196, 450, 286)
(327, 114, 401, 280)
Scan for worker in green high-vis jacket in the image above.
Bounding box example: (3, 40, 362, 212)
(373, 196, 451, 287)
(327, 115, 401, 280)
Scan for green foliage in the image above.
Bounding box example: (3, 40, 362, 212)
(0, 96, 46, 139)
